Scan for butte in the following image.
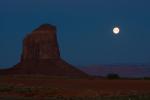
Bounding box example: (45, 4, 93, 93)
(0, 24, 88, 77)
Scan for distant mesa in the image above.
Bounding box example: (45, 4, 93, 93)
(0, 24, 88, 77)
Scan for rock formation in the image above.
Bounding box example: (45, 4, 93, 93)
(21, 24, 60, 61)
(0, 24, 88, 77)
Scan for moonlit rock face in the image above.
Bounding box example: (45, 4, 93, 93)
(113, 27, 120, 34)
(0, 24, 88, 77)
(22, 24, 60, 61)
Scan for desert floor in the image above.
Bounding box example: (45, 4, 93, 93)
(0, 75, 150, 98)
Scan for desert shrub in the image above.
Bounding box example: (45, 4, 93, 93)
(0, 95, 150, 100)
(143, 77, 150, 80)
(106, 73, 120, 79)
(0, 84, 13, 92)
(0, 96, 34, 100)
(14, 87, 33, 94)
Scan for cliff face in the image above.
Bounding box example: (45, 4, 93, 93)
(21, 24, 60, 61)
(0, 24, 88, 77)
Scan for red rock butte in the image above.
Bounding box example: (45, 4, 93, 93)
(0, 24, 88, 77)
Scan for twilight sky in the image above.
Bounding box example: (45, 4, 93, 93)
(0, 0, 150, 68)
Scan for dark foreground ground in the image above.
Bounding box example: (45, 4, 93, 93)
(0, 75, 150, 100)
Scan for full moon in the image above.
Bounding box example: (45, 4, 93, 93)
(113, 27, 120, 34)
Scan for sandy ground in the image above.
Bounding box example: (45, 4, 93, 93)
(0, 76, 150, 97)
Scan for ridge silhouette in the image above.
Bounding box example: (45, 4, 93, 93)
(0, 24, 88, 77)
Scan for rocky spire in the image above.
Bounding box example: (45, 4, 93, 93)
(0, 24, 88, 77)
(33, 24, 56, 32)
(21, 24, 60, 61)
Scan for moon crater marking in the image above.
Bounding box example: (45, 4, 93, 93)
(113, 27, 120, 34)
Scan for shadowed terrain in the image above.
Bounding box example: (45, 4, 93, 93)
(0, 76, 150, 99)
